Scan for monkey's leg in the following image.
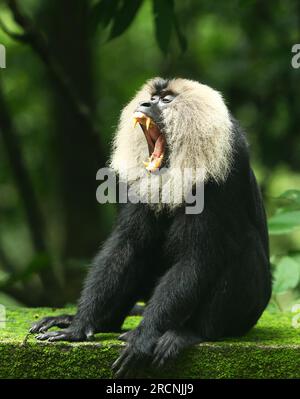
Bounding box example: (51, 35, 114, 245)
(113, 212, 221, 377)
(32, 204, 158, 342)
(113, 259, 208, 377)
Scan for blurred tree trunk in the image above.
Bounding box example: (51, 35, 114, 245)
(0, 85, 45, 254)
(0, 241, 14, 274)
(38, 1, 105, 274)
(0, 82, 59, 304)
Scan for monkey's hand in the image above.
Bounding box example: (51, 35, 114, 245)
(112, 327, 159, 378)
(30, 315, 74, 334)
(30, 315, 92, 342)
(34, 326, 89, 342)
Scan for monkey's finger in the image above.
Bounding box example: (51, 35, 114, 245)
(152, 350, 169, 368)
(30, 324, 42, 334)
(35, 334, 49, 341)
(153, 339, 168, 358)
(36, 319, 57, 333)
(112, 350, 130, 371)
(30, 315, 74, 334)
(114, 354, 139, 379)
(152, 346, 173, 368)
(36, 331, 62, 341)
(30, 317, 54, 333)
(118, 331, 132, 342)
(152, 338, 173, 367)
(114, 358, 132, 379)
(48, 334, 71, 342)
(118, 332, 127, 341)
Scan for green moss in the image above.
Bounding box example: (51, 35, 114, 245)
(0, 307, 300, 378)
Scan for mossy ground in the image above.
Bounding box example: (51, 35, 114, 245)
(0, 307, 300, 378)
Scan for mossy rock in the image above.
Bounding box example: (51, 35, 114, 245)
(0, 307, 300, 378)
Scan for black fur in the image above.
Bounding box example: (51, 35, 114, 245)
(152, 77, 169, 94)
(31, 119, 271, 377)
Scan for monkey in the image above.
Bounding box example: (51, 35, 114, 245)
(30, 77, 272, 378)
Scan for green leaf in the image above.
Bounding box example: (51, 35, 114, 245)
(89, 0, 122, 35)
(173, 12, 188, 52)
(273, 256, 300, 294)
(152, 0, 187, 53)
(273, 190, 300, 213)
(277, 190, 300, 205)
(268, 210, 300, 235)
(152, 0, 174, 53)
(109, 0, 143, 40)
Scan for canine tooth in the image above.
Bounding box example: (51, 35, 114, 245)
(133, 118, 138, 128)
(146, 117, 151, 130)
(143, 161, 149, 167)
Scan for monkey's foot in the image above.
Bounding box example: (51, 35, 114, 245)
(112, 345, 151, 379)
(152, 330, 200, 368)
(118, 329, 136, 342)
(113, 327, 159, 378)
(30, 315, 74, 334)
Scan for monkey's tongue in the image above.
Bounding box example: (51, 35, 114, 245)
(143, 126, 165, 172)
(152, 133, 165, 158)
(143, 135, 165, 172)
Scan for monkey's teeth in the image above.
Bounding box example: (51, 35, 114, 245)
(144, 155, 163, 172)
(146, 160, 158, 172)
(133, 112, 154, 130)
(146, 117, 151, 130)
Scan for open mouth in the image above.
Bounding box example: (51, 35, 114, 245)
(133, 111, 166, 173)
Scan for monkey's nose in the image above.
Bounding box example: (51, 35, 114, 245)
(139, 101, 151, 108)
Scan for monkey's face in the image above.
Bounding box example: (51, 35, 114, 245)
(133, 89, 176, 172)
(111, 77, 234, 201)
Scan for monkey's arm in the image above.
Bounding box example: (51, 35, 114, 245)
(31, 204, 154, 341)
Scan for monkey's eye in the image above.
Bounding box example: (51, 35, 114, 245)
(151, 95, 159, 102)
(161, 94, 174, 103)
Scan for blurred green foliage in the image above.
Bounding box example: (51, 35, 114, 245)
(0, 0, 299, 309)
(269, 190, 300, 310)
